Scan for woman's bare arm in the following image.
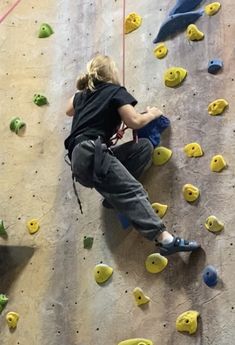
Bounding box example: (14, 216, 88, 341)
(66, 95, 75, 117)
(118, 104, 163, 129)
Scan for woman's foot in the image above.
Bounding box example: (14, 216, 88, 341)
(159, 236, 200, 256)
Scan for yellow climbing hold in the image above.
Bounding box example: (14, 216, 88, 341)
(151, 202, 168, 218)
(164, 67, 187, 87)
(145, 253, 168, 273)
(6, 312, 19, 329)
(153, 43, 168, 59)
(208, 99, 228, 115)
(186, 24, 204, 41)
(205, 2, 221, 16)
(182, 184, 200, 202)
(176, 310, 200, 334)
(118, 339, 153, 345)
(94, 264, 113, 284)
(125, 13, 142, 34)
(133, 287, 150, 306)
(205, 215, 224, 233)
(210, 154, 227, 172)
(153, 147, 172, 166)
(184, 143, 203, 157)
(27, 219, 40, 234)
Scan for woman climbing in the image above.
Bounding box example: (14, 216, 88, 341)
(64, 54, 200, 256)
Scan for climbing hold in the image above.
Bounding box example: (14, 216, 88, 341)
(33, 94, 48, 106)
(145, 253, 168, 273)
(208, 59, 223, 74)
(38, 23, 54, 38)
(164, 67, 187, 88)
(153, 43, 168, 59)
(205, 2, 221, 16)
(153, 10, 203, 44)
(205, 215, 224, 233)
(26, 219, 40, 235)
(203, 265, 218, 287)
(184, 143, 203, 157)
(118, 338, 153, 345)
(137, 115, 170, 148)
(153, 146, 172, 166)
(10, 117, 26, 136)
(186, 24, 204, 41)
(169, 0, 204, 15)
(83, 236, 94, 249)
(176, 310, 200, 334)
(208, 99, 228, 115)
(6, 312, 19, 329)
(94, 264, 113, 284)
(125, 13, 142, 34)
(210, 155, 227, 172)
(0, 294, 8, 314)
(0, 219, 7, 236)
(182, 184, 200, 202)
(151, 203, 168, 218)
(133, 287, 150, 306)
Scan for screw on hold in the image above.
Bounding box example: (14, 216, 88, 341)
(33, 94, 48, 106)
(83, 236, 94, 249)
(0, 294, 9, 313)
(6, 312, 20, 329)
(0, 219, 7, 236)
(208, 59, 223, 74)
(38, 23, 54, 38)
(9, 117, 26, 136)
(26, 219, 40, 235)
(202, 265, 218, 287)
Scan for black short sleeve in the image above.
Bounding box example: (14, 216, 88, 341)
(73, 92, 81, 108)
(111, 87, 137, 108)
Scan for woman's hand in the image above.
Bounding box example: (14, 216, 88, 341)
(146, 106, 163, 119)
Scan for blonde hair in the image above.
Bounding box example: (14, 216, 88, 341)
(76, 54, 120, 91)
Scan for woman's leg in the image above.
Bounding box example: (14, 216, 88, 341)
(111, 138, 153, 179)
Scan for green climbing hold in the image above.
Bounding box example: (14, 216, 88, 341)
(0, 219, 7, 236)
(38, 23, 54, 38)
(0, 294, 9, 313)
(10, 117, 26, 136)
(33, 94, 48, 106)
(83, 236, 94, 249)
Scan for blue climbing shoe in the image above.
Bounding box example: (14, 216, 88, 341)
(102, 199, 114, 209)
(160, 237, 200, 256)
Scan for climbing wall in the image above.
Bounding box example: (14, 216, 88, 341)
(1, 0, 235, 344)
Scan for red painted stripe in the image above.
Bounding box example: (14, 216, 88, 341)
(122, 0, 126, 86)
(0, 0, 22, 24)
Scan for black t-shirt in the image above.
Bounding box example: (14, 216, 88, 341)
(64, 82, 137, 154)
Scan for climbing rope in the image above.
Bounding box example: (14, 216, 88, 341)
(0, 0, 22, 24)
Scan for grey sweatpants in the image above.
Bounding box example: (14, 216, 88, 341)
(71, 138, 165, 240)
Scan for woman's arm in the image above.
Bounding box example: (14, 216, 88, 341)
(118, 104, 163, 129)
(65, 95, 75, 117)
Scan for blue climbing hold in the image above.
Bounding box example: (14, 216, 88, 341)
(203, 265, 218, 287)
(117, 213, 131, 230)
(169, 0, 204, 15)
(153, 10, 204, 44)
(137, 115, 170, 148)
(208, 59, 223, 74)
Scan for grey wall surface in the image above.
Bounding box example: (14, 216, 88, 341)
(0, 1, 235, 344)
